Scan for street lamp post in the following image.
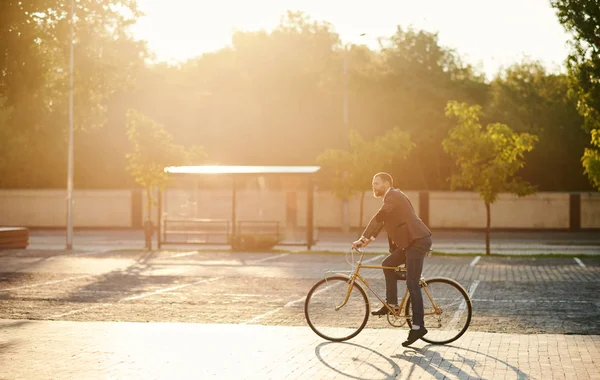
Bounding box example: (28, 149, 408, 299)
(343, 47, 349, 139)
(343, 34, 366, 147)
(66, 0, 75, 250)
(341, 33, 366, 234)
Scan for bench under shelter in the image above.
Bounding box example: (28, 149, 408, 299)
(157, 165, 321, 250)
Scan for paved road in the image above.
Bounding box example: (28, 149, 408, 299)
(1, 250, 599, 331)
(0, 248, 599, 378)
(2, 320, 599, 379)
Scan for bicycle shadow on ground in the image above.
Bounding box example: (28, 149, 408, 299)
(315, 341, 402, 380)
(314, 341, 530, 380)
(392, 344, 529, 380)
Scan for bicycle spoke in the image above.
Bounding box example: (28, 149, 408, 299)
(407, 278, 472, 344)
(304, 276, 369, 342)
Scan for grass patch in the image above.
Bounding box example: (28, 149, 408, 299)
(431, 251, 600, 259)
(545, 241, 600, 246)
(102, 247, 289, 254)
(279, 250, 600, 259)
(491, 253, 600, 259)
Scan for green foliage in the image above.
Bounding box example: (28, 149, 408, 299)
(582, 129, 600, 190)
(0, 0, 146, 188)
(0, 100, 14, 176)
(1, 0, 146, 128)
(316, 127, 413, 199)
(358, 27, 488, 189)
(0, 7, 594, 193)
(125, 109, 205, 214)
(551, 0, 600, 191)
(551, 0, 600, 131)
(486, 61, 588, 190)
(443, 101, 539, 205)
(132, 18, 485, 191)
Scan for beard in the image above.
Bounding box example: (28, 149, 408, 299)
(373, 188, 385, 198)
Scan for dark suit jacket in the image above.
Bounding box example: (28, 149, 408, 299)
(362, 188, 431, 251)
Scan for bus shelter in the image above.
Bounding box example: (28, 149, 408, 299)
(158, 165, 320, 250)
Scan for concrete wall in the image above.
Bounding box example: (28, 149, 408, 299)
(490, 193, 570, 229)
(429, 192, 570, 229)
(0, 189, 131, 227)
(1, 189, 599, 230)
(582, 192, 600, 228)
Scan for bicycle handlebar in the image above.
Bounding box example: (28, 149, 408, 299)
(345, 246, 365, 267)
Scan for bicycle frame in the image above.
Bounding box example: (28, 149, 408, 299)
(329, 249, 442, 319)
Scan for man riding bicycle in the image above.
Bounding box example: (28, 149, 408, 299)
(352, 172, 432, 347)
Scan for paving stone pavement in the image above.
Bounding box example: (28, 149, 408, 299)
(1, 252, 600, 335)
(1, 249, 599, 379)
(0, 319, 599, 380)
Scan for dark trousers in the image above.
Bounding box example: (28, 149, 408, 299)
(381, 235, 432, 327)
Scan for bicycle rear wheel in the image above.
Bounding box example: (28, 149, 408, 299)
(304, 276, 369, 342)
(405, 277, 472, 344)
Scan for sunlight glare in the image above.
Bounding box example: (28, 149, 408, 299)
(131, 0, 570, 78)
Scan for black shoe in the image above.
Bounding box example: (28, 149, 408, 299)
(371, 305, 397, 316)
(402, 327, 428, 347)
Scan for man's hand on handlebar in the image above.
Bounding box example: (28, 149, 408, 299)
(352, 236, 370, 249)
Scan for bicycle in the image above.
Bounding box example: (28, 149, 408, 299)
(304, 247, 472, 344)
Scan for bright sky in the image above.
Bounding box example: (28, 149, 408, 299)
(131, 0, 572, 79)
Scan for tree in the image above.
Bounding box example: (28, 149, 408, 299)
(0, 0, 147, 188)
(443, 101, 538, 255)
(372, 27, 489, 190)
(486, 61, 589, 190)
(551, 1, 600, 190)
(582, 129, 600, 190)
(2, 8, 493, 190)
(125, 109, 205, 248)
(0, 0, 145, 123)
(317, 127, 413, 229)
(551, 0, 600, 131)
(0, 99, 13, 176)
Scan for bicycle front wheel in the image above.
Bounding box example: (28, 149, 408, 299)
(304, 276, 369, 342)
(406, 277, 472, 345)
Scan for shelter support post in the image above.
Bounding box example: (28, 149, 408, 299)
(231, 176, 237, 247)
(306, 177, 315, 250)
(157, 188, 162, 249)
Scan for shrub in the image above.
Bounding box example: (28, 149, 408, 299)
(230, 234, 280, 251)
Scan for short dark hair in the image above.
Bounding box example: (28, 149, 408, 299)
(374, 172, 393, 187)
